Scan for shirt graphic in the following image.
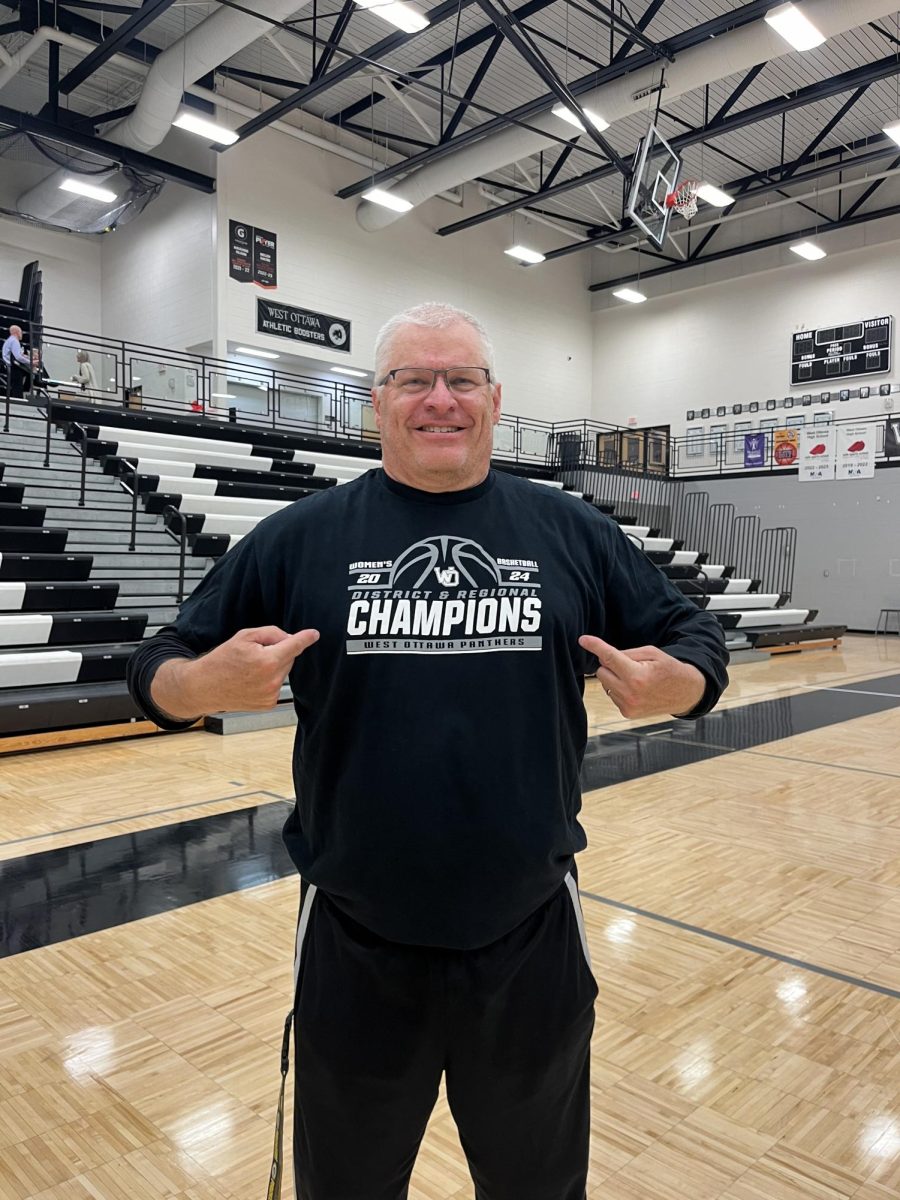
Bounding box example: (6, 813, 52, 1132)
(346, 534, 542, 654)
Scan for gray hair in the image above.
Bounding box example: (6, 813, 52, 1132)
(373, 302, 496, 383)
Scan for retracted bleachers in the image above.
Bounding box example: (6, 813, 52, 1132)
(619, 525, 844, 652)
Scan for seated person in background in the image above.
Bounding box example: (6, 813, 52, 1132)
(29, 348, 53, 395)
(2, 324, 33, 398)
(72, 349, 99, 398)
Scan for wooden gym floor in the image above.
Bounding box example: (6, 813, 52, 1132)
(1, 633, 899, 1200)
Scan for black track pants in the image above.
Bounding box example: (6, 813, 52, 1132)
(292, 876, 598, 1200)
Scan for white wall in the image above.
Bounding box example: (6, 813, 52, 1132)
(591, 221, 900, 434)
(101, 181, 215, 351)
(0, 213, 101, 333)
(216, 129, 594, 423)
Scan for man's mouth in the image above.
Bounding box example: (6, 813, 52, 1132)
(417, 426, 465, 433)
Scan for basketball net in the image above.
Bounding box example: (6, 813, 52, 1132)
(665, 179, 702, 220)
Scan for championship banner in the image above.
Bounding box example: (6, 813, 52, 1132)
(773, 427, 799, 468)
(836, 425, 875, 479)
(229, 219, 278, 287)
(743, 432, 766, 468)
(885, 416, 900, 458)
(798, 426, 836, 481)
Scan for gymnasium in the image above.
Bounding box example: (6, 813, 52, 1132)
(1, 0, 899, 1197)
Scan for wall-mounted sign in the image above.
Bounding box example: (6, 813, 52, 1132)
(773, 427, 798, 467)
(836, 425, 875, 478)
(791, 316, 891, 386)
(229, 220, 278, 288)
(799, 426, 835, 481)
(743, 432, 766, 469)
(257, 298, 351, 352)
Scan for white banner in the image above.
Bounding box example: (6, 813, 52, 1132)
(836, 425, 876, 479)
(798, 426, 836, 481)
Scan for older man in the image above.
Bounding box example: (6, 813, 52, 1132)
(2, 324, 32, 398)
(127, 302, 728, 1200)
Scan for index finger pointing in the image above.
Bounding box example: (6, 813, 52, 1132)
(268, 628, 320, 666)
(578, 636, 638, 679)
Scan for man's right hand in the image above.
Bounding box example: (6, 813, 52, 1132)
(150, 626, 320, 720)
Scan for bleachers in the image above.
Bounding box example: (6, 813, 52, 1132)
(0, 398, 844, 744)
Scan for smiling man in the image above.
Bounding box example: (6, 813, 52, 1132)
(127, 301, 728, 1200)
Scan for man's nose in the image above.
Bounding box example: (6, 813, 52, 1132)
(426, 373, 456, 405)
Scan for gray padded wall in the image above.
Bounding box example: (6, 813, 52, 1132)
(684, 468, 900, 630)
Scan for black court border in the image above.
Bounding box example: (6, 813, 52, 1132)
(3, 674, 900, 998)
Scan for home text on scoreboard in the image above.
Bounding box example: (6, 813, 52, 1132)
(790, 316, 891, 386)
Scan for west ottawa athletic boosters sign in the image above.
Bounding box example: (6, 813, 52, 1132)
(257, 298, 351, 353)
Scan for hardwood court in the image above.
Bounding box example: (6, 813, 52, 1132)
(1, 634, 899, 1200)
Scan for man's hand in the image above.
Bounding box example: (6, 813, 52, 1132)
(151, 626, 320, 720)
(578, 636, 706, 719)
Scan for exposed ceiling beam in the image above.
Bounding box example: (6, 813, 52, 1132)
(441, 30, 503, 143)
(434, 50, 900, 237)
(58, 0, 178, 95)
(469, 0, 630, 175)
(311, 0, 355, 83)
(588, 199, 900, 292)
(612, 0, 667, 63)
(10, 0, 163, 68)
(0, 103, 216, 192)
(334, 0, 775, 199)
(232, 0, 479, 143)
(330, 0, 556, 126)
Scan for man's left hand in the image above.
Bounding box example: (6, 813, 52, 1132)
(578, 636, 707, 719)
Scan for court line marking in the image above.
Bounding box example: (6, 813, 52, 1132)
(0, 790, 293, 850)
(579, 890, 900, 1001)
(797, 685, 900, 698)
(739, 749, 900, 782)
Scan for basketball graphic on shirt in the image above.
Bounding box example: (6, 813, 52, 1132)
(389, 536, 503, 589)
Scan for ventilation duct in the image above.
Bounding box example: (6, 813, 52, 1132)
(356, 0, 900, 230)
(15, 1, 311, 229)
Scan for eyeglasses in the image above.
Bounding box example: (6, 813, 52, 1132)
(378, 367, 492, 396)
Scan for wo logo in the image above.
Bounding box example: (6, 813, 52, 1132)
(435, 568, 460, 587)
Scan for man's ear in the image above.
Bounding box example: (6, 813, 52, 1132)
(371, 387, 382, 427)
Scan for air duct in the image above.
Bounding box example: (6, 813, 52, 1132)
(15, 1, 311, 229)
(356, 0, 900, 230)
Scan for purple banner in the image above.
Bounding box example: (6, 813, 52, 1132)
(743, 432, 766, 468)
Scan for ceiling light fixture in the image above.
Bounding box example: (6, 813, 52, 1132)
(764, 3, 826, 51)
(361, 187, 414, 213)
(504, 244, 546, 264)
(173, 110, 239, 145)
(59, 177, 117, 203)
(696, 183, 734, 207)
(211, 393, 237, 399)
(234, 346, 280, 359)
(612, 287, 647, 303)
(883, 119, 900, 147)
(790, 240, 826, 260)
(331, 367, 369, 377)
(551, 103, 610, 133)
(353, 0, 429, 32)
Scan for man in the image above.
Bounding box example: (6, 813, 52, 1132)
(2, 324, 32, 399)
(127, 302, 728, 1200)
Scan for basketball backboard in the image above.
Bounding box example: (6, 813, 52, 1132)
(625, 123, 682, 248)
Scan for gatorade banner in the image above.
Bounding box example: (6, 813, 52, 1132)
(798, 426, 836, 481)
(836, 425, 875, 479)
(743, 432, 766, 468)
(773, 427, 799, 468)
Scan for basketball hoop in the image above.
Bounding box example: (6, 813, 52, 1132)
(665, 179, 702, 220)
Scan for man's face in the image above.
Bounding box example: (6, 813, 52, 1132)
(371, 321, 501, 492)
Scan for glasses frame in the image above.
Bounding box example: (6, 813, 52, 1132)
(377, 366, 493, 394)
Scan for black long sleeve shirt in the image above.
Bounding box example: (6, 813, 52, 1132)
(128, 468, 728, 948)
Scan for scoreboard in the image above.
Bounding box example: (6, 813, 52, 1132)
(790, 316, 891, 386)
